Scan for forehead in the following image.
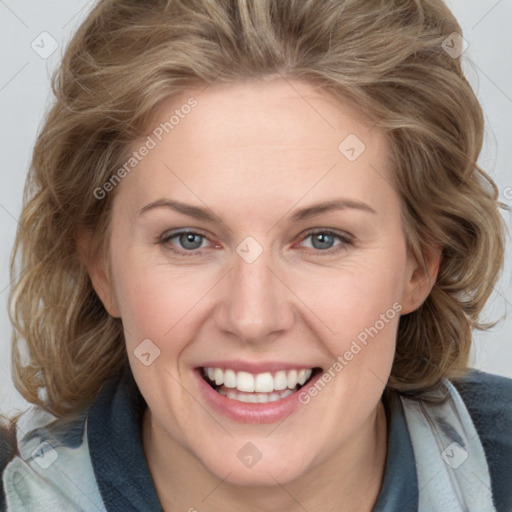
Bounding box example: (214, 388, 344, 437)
(115, 78, 397, 219)
(156, 78, 380, 154)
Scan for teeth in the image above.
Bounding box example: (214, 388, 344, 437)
(214, 368, 224, 386)
(297, 369, 308, 386)
(218, 388, 295, 403)
(273, 371, 288, 391)
(203, 367, 313, 394)
(287, 369, 298, 389)
(237, 371, 255, 392)
(224, 369, 237, 388)
(255, 373, 274, 393)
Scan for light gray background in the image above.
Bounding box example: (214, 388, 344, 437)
(1, 0, 511, 416)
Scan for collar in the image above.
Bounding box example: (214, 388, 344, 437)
(87, 365, 163, 512)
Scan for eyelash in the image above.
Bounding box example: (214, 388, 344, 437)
(156, 229, 354, 258)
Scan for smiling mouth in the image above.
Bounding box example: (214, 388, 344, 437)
(200, 367, 322, 403)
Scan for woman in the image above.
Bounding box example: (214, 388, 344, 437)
(1, 0, 511, 511)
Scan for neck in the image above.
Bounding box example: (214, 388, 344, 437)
(142, 401, 387, 512)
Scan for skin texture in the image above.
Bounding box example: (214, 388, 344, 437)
(81, 77, 440, 511)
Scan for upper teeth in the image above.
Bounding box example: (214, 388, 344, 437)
(204, 367, 313, 393)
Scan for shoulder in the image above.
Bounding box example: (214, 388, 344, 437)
(0, 424, 16, 511)
(451, 368, 512, 430)
(1, 406, 106, 511)
(0, 425, 16, 471)
(451, 369, 512, 512)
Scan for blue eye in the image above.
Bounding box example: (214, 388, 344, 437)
(159, 230, 210, 256)
(175, 232, 205, 251)
(158, 229, 353, 257)
(297, 230, 353, 255)
(302, 231, 339, 250)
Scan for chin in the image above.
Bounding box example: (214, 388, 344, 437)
(194, 439, 316, 487)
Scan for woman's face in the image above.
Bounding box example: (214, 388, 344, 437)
(89, 78, 431, 486)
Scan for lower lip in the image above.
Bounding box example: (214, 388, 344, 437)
(194, 369, 322, 424)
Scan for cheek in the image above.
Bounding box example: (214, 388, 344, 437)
(301, 255, 405, 339)
(295, 248, 406, 383)
(110, 248, 218, 353)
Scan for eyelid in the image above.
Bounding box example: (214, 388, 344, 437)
(297, 228, 354, 244)
(157, 227, 354, 257)
(159, 228, 210, 243)
(293, 229, 354, 255)
(158, 228, 215, 253)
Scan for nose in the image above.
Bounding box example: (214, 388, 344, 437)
(215, 244, 294, 346)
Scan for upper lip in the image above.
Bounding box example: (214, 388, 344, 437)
(195, 360, 321, 374)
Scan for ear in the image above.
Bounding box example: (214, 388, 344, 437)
(400, 243, 442, 315)
(75, 230, 121, 318)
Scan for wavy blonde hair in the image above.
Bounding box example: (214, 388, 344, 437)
(8, 0, 508, 419)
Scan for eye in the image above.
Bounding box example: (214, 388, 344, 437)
(157, 228, 353, 258)
(297, 229, 353, 254)
(158, 230, 212, 256)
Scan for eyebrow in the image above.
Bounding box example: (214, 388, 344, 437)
(138, 197, 377, 222)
